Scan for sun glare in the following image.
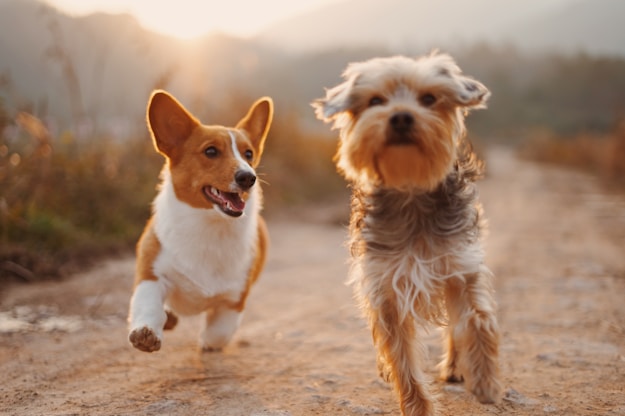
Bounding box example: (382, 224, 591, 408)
(138, 4, 223, 40)
(48, 0, 344, 40)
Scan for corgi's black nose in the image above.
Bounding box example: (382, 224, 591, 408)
(235, 170, 256, 190)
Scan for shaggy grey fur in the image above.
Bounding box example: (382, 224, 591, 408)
(349, 142, 485, 259)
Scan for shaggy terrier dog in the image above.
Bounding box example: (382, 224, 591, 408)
(313, 52, 502, 415)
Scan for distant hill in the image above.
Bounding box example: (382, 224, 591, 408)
(507, 0, 625, 56)
(258, 0, 625, 56)
(0, 0, 624, 137)
(0, 0, 279, 134)
(0, 0, 172, 130)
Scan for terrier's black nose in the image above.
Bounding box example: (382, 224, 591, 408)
(235, 170, 256, 190)
(390, 112, 414, 132)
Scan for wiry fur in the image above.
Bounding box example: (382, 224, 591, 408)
(349, 145, 485, 325)
(313, 53, 502, 415)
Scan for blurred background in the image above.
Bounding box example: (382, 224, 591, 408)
(1, 0, 624, 280)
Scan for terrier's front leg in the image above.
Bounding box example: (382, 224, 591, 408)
(439, 279, 465, 383)
(368, 299, 434, 416)
(128, 280, 167, 352)
(455, 268, 502, 404)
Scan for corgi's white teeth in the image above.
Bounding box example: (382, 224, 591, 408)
(203, 186, 246, 218)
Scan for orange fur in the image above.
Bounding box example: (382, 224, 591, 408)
(133, 218, 160, 286)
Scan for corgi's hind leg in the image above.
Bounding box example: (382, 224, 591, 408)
(164, 309, 178, 330)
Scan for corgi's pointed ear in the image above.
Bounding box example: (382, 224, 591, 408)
(236, 97, 273, 157)
(147, 90, 199, 157)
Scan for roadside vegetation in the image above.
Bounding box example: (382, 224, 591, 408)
(2, 44, 625, 281)
(0, 97, 340, 281)
(519, 120, 625, 190)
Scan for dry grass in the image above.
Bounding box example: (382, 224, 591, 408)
(0, 99, 344, 281)
(1, 114, 162, 280)
(520, 120, 625, 189)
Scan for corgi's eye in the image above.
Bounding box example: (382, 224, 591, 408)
(244, 150, 253, 161)
(368, 96, 385, 107)
(420, 93, 437, 107)
(204, 146, 219, 158)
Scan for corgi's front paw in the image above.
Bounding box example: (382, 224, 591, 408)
(129, 326, 162, 352)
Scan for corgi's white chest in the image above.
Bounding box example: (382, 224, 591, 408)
(151, 172, 259, 312)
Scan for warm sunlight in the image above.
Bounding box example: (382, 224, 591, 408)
(135, 2, 233, 39)
(46, 0, 343, 39)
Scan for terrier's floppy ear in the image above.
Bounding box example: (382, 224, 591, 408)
(426, 52, 490, 109)
(147, 90, 200, 157)
(236, 97, 273, 158)
(312, 74, 357, 122)
(451, 76, 490, 109)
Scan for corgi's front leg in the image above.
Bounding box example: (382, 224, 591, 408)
(200, 306, 243, 351)
(128, 279, 168, 352)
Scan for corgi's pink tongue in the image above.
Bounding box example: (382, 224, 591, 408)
(204, 186, 245, 217)
(222, 192, 245, 211)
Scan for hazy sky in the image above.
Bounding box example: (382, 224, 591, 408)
(44, 0, 344, 39)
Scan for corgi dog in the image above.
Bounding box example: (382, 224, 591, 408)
(128, 90, 273, 352)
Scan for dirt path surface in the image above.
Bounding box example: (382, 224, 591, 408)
(1, 148, 624, 416)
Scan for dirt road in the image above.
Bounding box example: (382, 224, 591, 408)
(1, 148, 624, 416)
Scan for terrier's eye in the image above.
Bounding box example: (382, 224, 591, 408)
(244, 149, 253, 161)
(420, 93, 437, 107)
(204, 146, 219, 158)
(368, 96, 385, 107)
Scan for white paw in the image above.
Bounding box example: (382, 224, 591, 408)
(129, 326, 162, 352)
(199, 330, 232, 352)
(199, 308, 242, 351)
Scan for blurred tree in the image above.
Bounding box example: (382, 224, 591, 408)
(43, 11, 85, 130)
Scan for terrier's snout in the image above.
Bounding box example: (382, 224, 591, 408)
(235, 170, 256, 190)
(389, 112, 414, 133)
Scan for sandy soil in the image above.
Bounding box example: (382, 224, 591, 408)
(1, 148, 624, 416)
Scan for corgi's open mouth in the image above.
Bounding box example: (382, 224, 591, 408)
(203, 186, 245, 217)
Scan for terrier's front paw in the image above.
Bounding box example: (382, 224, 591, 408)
(129, 326, 162, 352)
(439, 359, 464, 383)
(471, 376, 503, 404)
(377, 356, 392, 383)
